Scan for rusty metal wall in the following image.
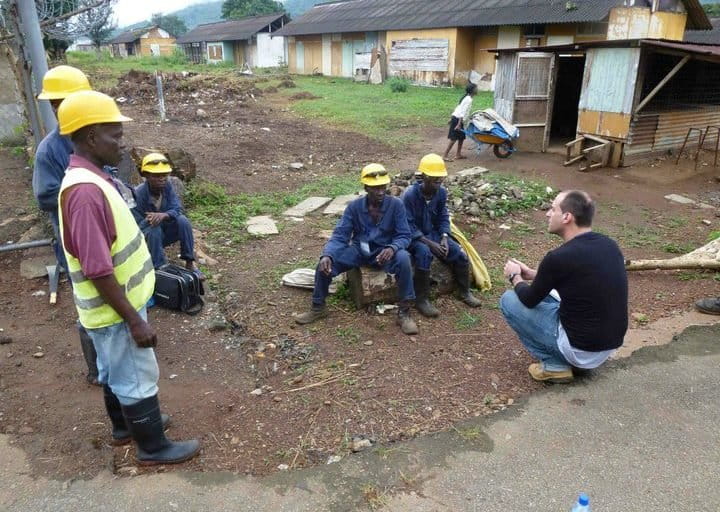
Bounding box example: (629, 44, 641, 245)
(626, 107, 720, 158)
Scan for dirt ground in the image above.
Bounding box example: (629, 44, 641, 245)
(1, 71, 719, 481)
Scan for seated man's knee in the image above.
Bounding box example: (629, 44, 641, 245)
(412, 244, 433, 270)
(145, 225, 163, 241)
(175, 214, 191, 229)
(499, 289, 522, 317)
(394, 249, 411, 267)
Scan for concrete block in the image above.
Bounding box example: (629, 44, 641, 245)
(458, 166, 489, 177)
(664, 194, 695, 205)
(246, 216, 278, 235)
(283, 197, 331, 217)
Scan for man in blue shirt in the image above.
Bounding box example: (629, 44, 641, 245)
(295, 164, 418, 335)
(32, 65, 99, 386)
(402, 154, 482, 317)
(134, 153, 201, 275)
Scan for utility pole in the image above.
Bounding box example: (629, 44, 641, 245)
(16, 0, 56, 135)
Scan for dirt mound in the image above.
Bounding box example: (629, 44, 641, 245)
(277, 79, 296, 88)
(289, 91, 319, 101)
(263, 86, 278, 94)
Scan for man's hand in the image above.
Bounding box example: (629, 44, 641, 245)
(145, 212, 168, 227)
(422, 237, 448, 259)
(439, 236, 449, 257)
(129, 318, 157, 348)
(504, 260, 522, 280)
(510, 258, 536, 280)
(376, 247, 395, 265)
(318, 256, 333, 276)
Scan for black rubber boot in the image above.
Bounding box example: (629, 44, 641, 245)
(695, 297, 720, 315)
(78, 324, 100, 386)
(104, 386, 170, 446)
(453, 264, 482, 308)
(121, 395, 200, 466)
(413, 269, 439, 318)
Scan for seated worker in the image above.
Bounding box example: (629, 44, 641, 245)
(500, 190, 628, 384)
(402, 153, 482, 317)
(134, 153, 201, 276)
(294, 164, 418, 335)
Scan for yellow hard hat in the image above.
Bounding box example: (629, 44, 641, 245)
(58, 91, 132, 135)
(141, 153, 172, 173)
(418, 153, 447, 177)
(360, 163, 390, 186)
(38, 65, 91, 100)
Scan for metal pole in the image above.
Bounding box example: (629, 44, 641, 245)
(155, 71, 166, 122)
(16, 0, 57, 135)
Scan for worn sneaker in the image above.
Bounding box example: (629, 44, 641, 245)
(294, 306, 328, 325)
(528, 363, 573, 383)
(695, 297, 720, 315)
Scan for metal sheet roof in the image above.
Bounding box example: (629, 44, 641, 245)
(109, 26, 156, 44)
(176, 13, 288, 43)
(641, 39, 720, 58)
(275, 0, 710, 37)
(685, 17, 720, 44)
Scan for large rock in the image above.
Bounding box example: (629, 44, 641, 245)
(246, 215, 278, 235)
(347, 259, 455, 308)
(283, 197, 331, 217)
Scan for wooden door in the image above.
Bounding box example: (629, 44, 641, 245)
(513, 52, 556, 152)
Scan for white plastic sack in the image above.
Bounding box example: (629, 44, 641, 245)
(282, 268, 345, 294)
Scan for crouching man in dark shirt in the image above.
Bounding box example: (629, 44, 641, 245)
(500, 190, 628, 383)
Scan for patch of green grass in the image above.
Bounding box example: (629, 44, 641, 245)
(362, 484, 389, 510)
(497, 240, 520, 251)
(677, 270, 710, 281)
(327, 281, 353, 308)
(707, 230, 720, 242)
(662, 242, 694, 254)
(455, 311, 481, 330)
(283, 75, 493, 146)
(615, 223, 661, 249)
(666, 217, 688, 228)
(336, 326, 361, 344)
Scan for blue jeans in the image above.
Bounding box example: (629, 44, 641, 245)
(312, 246, 415, 306)
(408, 235, 468, 271)
(49, 209, 68, 272)
(499, 290, 571, 371)
(85, 307, 160, 405)
(141, 214, 195, 268)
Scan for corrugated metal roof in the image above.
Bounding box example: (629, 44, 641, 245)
(109, 26, 156, 44)
(641, 38, 720, 58)
(275, 0, 710, 37)
(685, 17, 720, 44)
(176, 13, 288, 43)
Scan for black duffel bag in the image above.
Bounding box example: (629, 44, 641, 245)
(154, 263, 204, 315)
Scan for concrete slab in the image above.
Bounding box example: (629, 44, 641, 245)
(282, 197, 331, 218)
(664, 193, 695, 205)
(246, 216, 278, 235)
(457, 166, 489, 177)
(323, 194, 360, 216)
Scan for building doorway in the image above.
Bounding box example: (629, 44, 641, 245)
(549, 55, 585, 149)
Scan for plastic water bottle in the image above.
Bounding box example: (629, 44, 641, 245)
(570, 493, 590, 512)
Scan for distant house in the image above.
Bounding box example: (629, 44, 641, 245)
(109, 26, 176, 58)
(67, 37, 97, 52)
(275, 0, 710, 88)
(176, 13, 289, 66)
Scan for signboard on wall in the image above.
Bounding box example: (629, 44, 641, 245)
(388, 39, 449, 73)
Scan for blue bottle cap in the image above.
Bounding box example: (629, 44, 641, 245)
(579, 493, 590, 506)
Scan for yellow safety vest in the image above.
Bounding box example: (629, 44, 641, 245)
(58, 167, 155, 329)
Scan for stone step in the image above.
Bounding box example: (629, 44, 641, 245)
(282, 197, 331, 217)
(323, 194, 363, 216)
(246, 216, 278, 235)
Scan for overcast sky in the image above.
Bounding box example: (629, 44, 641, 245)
(113, 0, 207, 26)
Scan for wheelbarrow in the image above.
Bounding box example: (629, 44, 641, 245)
(467, 131, 516, 159)
(464, 108, 519, 159)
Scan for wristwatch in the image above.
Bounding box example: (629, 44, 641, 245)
(507, 273, 518, 285)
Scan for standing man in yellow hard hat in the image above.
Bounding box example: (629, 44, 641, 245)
(32, 65, 101, 386)
(57, 90, 200, 465)
(135, 153, 202, 276)
(295, 164, 419, 335)
(402, 154, 482, 317)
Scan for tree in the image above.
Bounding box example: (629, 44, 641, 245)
(150, 12, 187, 37)
(704, 3, 720, 17)
(74, 0, 116, 50)
(221, 0, 284, 19)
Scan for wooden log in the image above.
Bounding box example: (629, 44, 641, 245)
(626, 239, 720, 270)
